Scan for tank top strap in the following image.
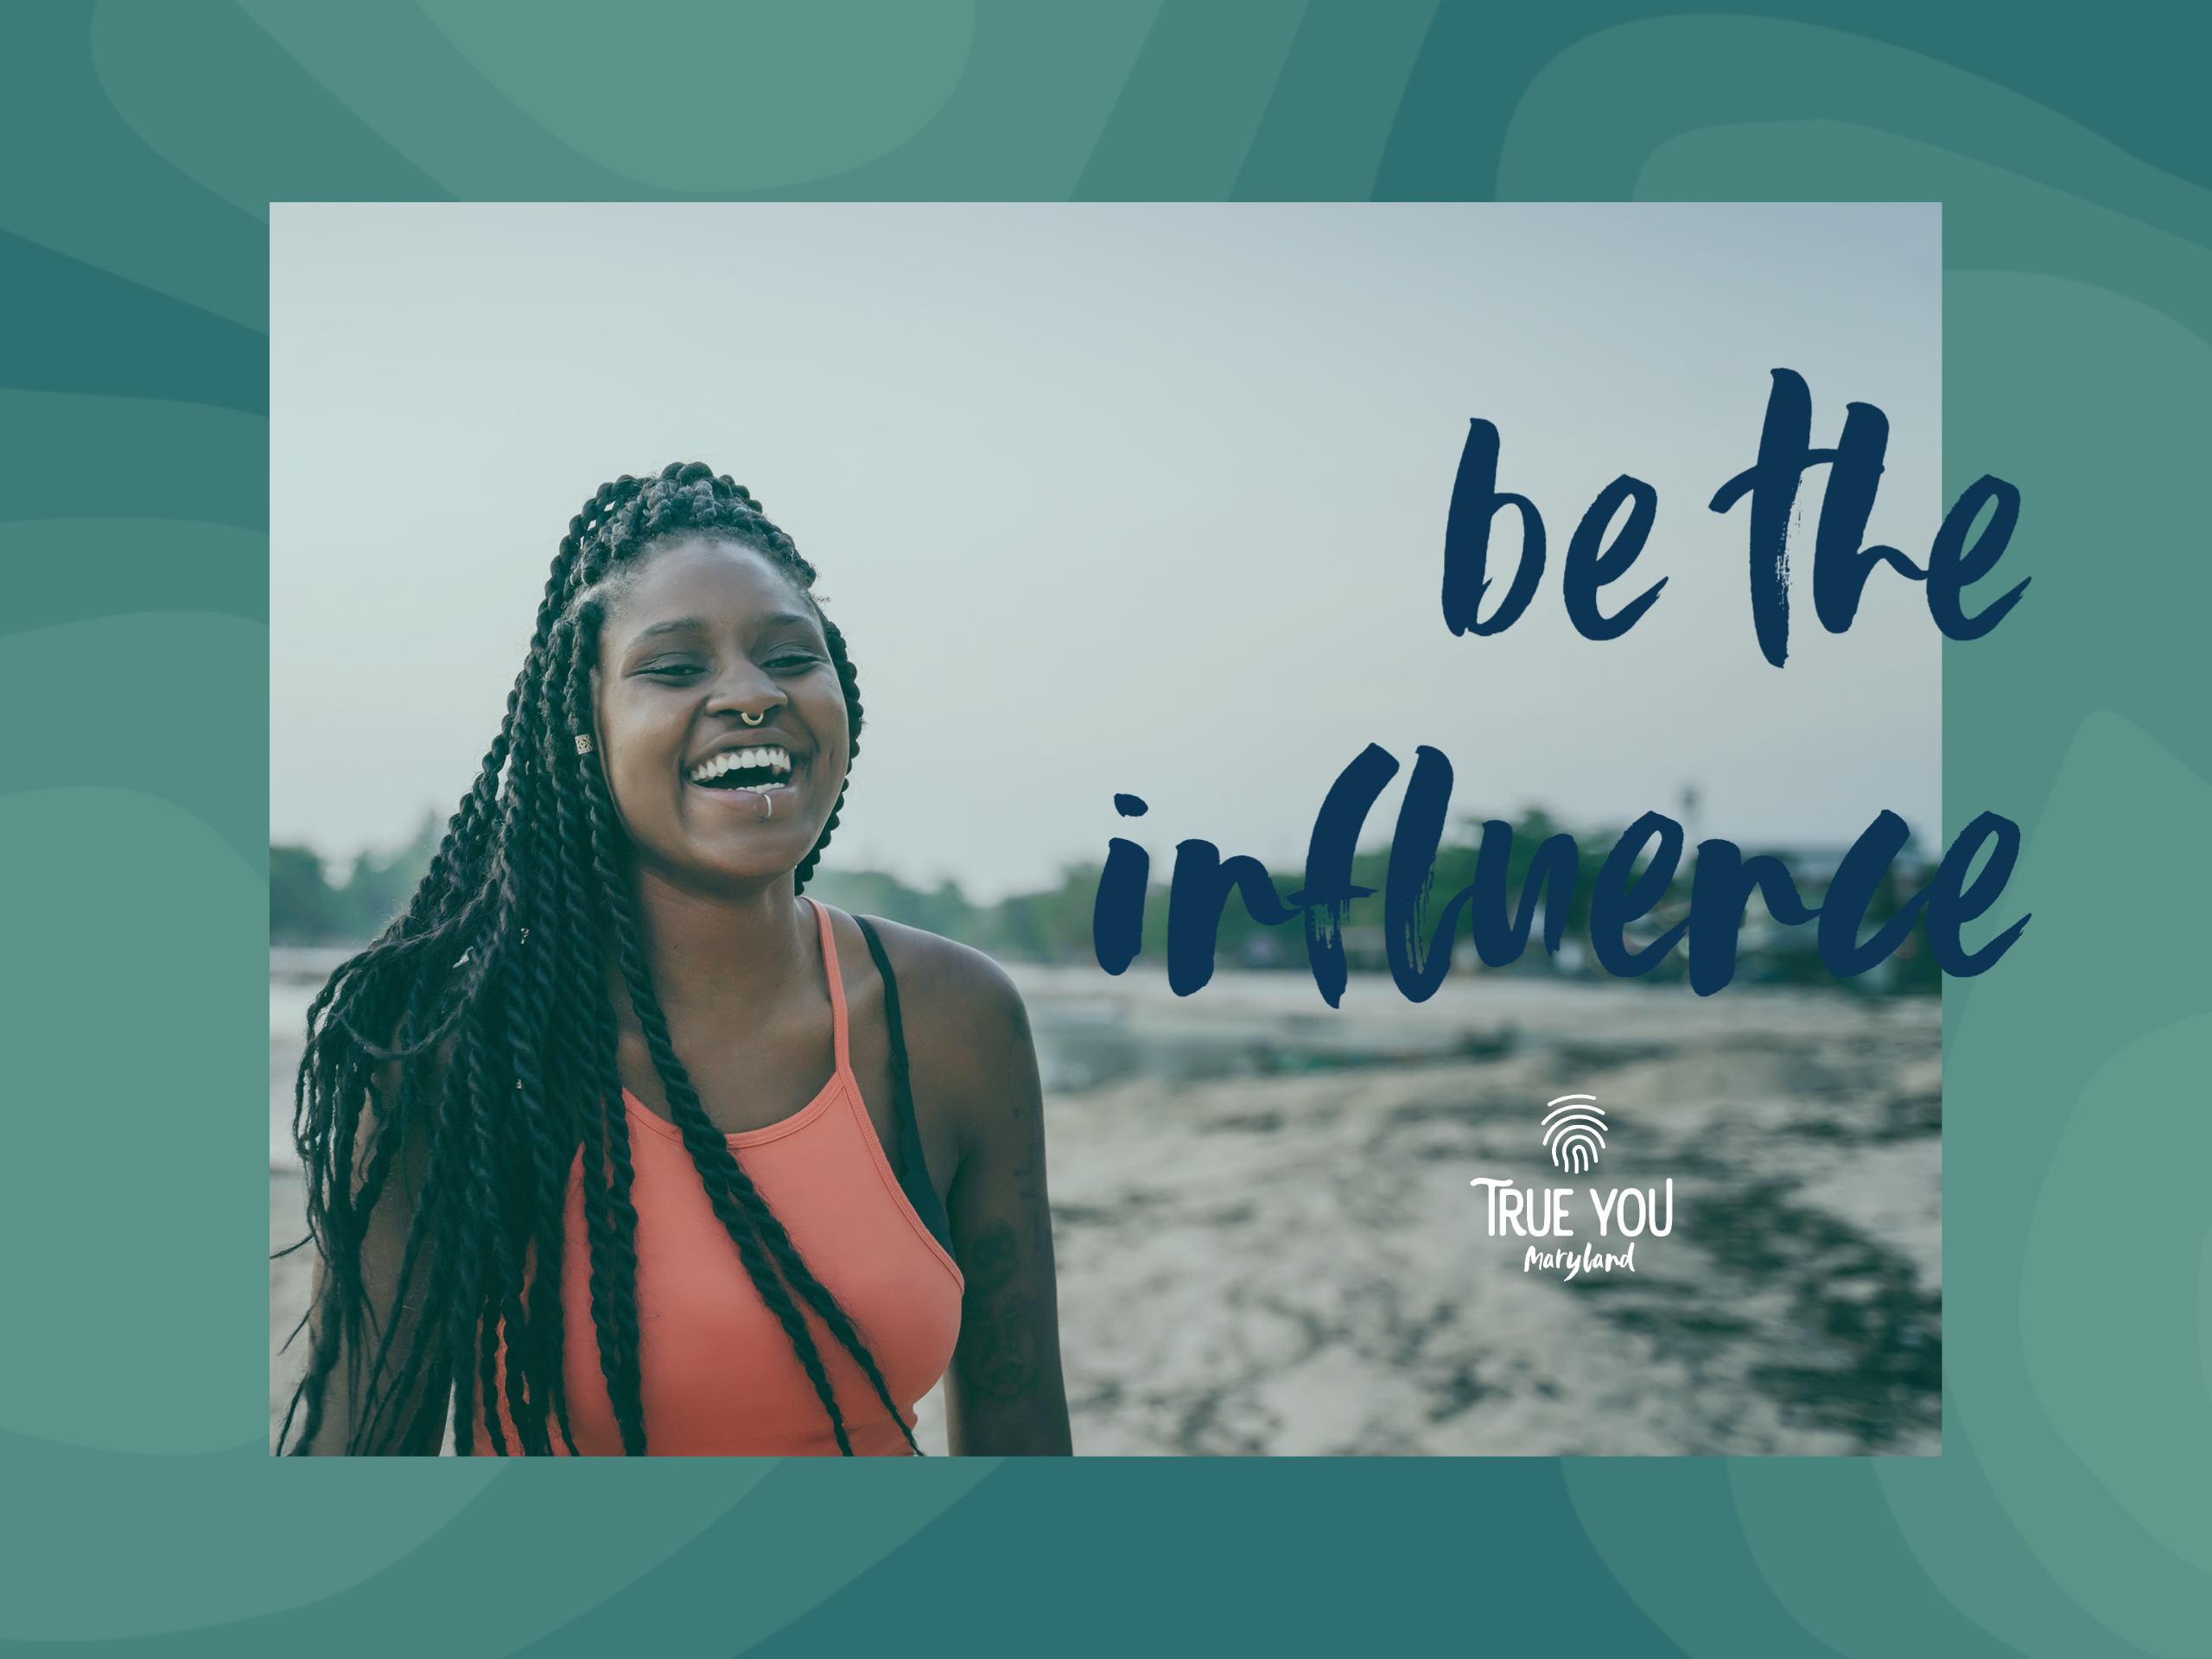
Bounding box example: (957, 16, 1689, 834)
(804, 895, 852, 1077)
(851, 913, 956, 1258)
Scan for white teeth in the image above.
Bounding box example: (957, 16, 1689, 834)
(687, 746, 793, 784)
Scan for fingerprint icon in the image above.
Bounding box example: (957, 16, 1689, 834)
(1542, 1096, 1607, 1174)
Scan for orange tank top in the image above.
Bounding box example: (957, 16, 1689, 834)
(478, 899, 964, 1455)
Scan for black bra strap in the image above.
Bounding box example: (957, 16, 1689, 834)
(853, 915, 955, 1257)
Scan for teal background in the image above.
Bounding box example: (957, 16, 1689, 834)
(1, 3, 2202, 1651)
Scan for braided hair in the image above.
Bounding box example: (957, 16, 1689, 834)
(280, 461, 916, 1456)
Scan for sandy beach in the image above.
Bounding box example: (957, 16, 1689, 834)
(273, 963, 1939, 1456)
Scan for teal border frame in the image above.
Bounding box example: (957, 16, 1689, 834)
(3, 4, 2204, 1652)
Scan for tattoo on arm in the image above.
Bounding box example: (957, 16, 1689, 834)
(955, 1221, 1041, 1404)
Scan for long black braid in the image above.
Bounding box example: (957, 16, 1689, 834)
(282, 461, 918, 1456)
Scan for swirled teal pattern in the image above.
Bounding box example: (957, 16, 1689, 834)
(2, 3, 2202, 1651)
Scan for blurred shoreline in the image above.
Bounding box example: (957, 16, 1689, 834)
(274, 959, 1939, 1456)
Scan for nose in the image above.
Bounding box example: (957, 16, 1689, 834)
(705, 660, 785, 727)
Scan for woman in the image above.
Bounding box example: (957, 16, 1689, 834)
(283, 463, 1071, 1456)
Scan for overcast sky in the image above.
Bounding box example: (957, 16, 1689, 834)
(272, 202, 1941, 901)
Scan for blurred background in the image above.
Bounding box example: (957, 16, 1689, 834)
(272, 203, 1941, 1454)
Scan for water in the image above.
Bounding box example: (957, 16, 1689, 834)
(1020, 967, 1940, 1455)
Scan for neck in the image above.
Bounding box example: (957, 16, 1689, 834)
(626, 864, 817, 1013)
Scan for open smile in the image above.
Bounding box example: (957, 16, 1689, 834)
(685, 744, 802, 804)
(687, 743, 791, 787)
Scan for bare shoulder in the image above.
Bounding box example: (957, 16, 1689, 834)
(855, 915, 1030, 1043)
(848, 915, 1039, 1153)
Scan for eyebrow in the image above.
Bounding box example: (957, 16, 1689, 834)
(634, 612, 816, 639)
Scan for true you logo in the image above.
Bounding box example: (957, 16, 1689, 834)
(1470, 1096, 1675, 1281)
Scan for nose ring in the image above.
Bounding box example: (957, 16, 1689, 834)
(740, 709, 768, 727)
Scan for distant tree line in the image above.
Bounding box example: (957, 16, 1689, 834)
(269, 816, 439, 946)
(270, 810, 1938, 995)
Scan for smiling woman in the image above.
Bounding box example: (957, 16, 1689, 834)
(283, 462, 1071, 1456)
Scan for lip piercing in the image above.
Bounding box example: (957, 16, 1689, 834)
(755, 792, 774, 822)
(739, 709, 768, 727)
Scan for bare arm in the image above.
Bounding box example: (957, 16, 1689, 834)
(883, 926, 1071, 1455)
